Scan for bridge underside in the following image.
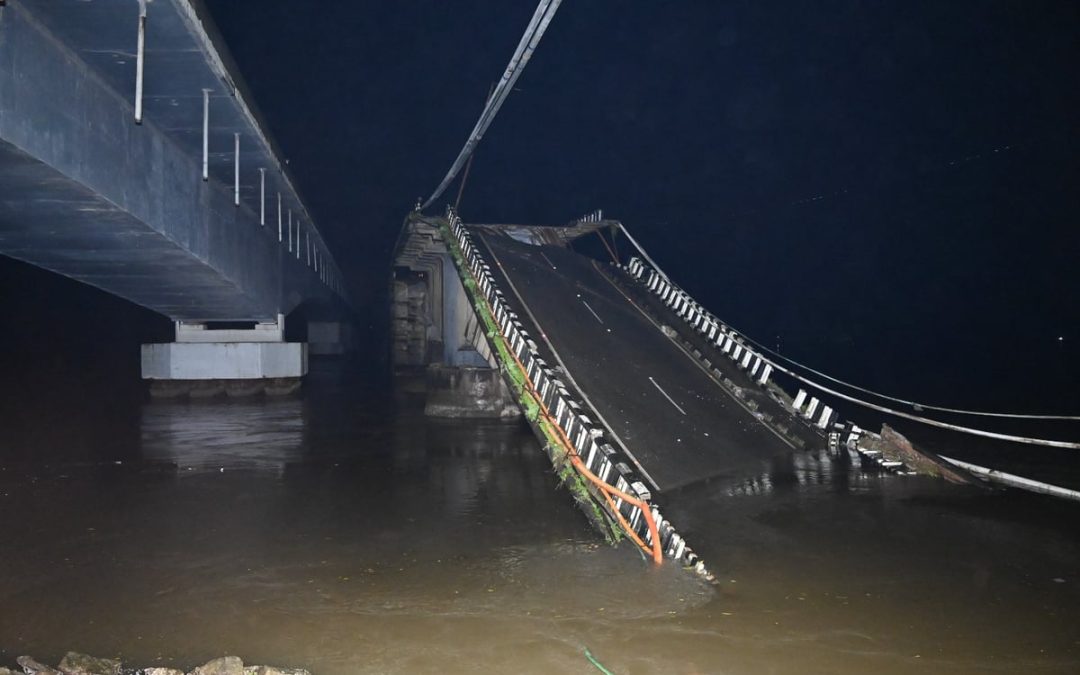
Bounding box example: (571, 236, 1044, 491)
(0, 0, 344, 324)
(0, 1, 353, 391)
(476, 230, 797, 492)
(0, 138, 268, 321)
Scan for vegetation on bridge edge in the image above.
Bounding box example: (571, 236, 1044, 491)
(435, 216, 622, 544)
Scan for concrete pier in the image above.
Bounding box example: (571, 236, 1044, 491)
(141, 314, 306, 397)
(392, 216, 518, 418)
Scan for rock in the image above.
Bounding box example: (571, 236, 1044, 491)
(189, 657, 243, 675)
(8, 657, 305, 675)
(58, 652, 120, 675)
(16, 656, 60, 675)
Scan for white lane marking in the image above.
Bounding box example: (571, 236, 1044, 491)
(539, 252, 558, 270)
(581, 299, 604, 325)
(598, 267, 796, 451)
(649, 376, 687, 416)
(480, 233, 660, 492)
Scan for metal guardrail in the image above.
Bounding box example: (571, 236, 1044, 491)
(622, 256, 904, 472)
(441, 209, 712, 577)
(622, 252, 1080, 452)
(117, 0, 346, 296)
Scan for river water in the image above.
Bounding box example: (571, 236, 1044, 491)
(1, 360, 1078, 674)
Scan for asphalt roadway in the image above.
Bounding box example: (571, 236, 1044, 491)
(479, 231, 795, 493)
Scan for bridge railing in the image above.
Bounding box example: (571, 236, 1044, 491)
(53, 0, 347, 300)
(622, 256, 889, 469)
(441, 209, 711, 576)
(621, 248, 1080, 493)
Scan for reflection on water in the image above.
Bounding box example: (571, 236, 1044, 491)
(140, 398, 308, 473)
(0, 363, 1078, 674)
(718, 449, 906, 498)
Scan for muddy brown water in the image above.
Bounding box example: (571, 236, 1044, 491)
(1, 362, 1078, 674)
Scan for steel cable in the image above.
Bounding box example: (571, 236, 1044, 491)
(421, 0, 563, 211)
(617, 223, 1080, 448)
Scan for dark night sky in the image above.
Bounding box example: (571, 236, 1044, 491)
(198, 1, 1078, 412)
(3, 2, 1076, 415)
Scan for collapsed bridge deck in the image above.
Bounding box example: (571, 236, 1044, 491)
(437, 211, 1069, 574)
(431, 210, 1079, 578)
(476, 229, 804, 493)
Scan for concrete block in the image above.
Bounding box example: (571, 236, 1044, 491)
(141, 342, 307, 380)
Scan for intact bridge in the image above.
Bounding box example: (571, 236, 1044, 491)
(0, 0, 352, 392)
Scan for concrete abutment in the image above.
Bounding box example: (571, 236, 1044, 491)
(391, 216, 520, 419)
(141, 314, 306, 398)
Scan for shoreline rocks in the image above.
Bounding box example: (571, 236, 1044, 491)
(3, 654, 310, 675)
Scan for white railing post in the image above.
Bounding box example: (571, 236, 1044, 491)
(233, 133, 240, 206)
(134, 0, 147, 124)
(201, 89, 211, 180)
(258, 168, 265, 225)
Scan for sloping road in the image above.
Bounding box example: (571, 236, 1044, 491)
(479, 231, 794, 492)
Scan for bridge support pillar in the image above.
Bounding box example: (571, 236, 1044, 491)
(141, 314, 308, 398)
(391, 216, 521, 419)
(307, 320, 352, 356)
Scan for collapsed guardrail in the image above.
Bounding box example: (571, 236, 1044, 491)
(439, 209, 712, 577)
(621, 256, 897, 471)
(619, 244, 1079, 449)
(620, 249, 1080, 492)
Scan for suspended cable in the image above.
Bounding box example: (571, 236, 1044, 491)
(616, 222, 1079, 422)
(617, 223, 1080, 448)
(421, 0, 563, 211)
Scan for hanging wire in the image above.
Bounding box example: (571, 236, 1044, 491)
(616, 222, 1080, 448)
(420, 0, 563, 211)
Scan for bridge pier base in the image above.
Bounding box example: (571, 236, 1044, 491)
(392, 217, 521, 419)
(141, 315, 308, 398)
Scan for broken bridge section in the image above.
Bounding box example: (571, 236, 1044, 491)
(437, 210, 1015, 575)
(477, 229, 797, 492)
(439, 212, 708, 573)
